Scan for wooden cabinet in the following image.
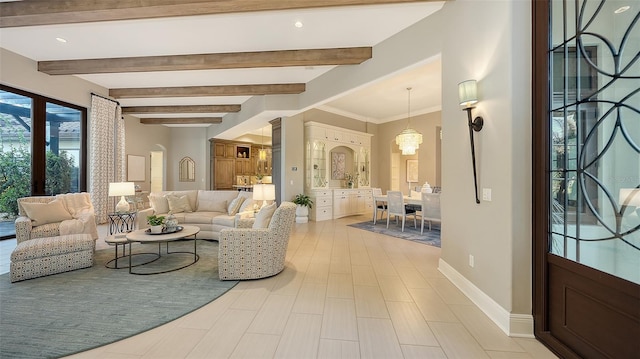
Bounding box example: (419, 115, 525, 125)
(211, 139, 272, 190)
(235, 159, 252, 175)
(214, 158, 235, 189)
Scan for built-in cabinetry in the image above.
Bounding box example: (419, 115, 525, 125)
(304, 122, 373, 221)
(333, 189, 373, 219)
(210, 139, 272, 190)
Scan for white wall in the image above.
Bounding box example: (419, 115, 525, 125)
(282, 114, 305, 203)
(439, 0, 532, 335)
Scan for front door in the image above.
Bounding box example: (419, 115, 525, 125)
(533, 1, 640, 357)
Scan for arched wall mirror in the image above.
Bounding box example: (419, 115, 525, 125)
(179, 156, 195, 182)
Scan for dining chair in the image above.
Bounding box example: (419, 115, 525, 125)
(386, 191, 417, 232)
(418, 192, 441, 234)
(371, 188, 387, 224)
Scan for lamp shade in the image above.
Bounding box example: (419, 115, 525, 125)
(263, 184, 276, 201)
(253, 183, 275, 209)
(109, 182, 135, 213)
(253, 184, 265, 201)
(108, 182, 135, 197)
(458, 80, 478, 107)
(619, 188, 640, 207)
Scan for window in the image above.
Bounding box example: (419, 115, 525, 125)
(0, 85, 87, 213)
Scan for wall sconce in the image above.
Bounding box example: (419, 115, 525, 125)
(458, 80, 484, 204)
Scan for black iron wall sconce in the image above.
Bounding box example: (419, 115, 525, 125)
(458, 80, 484, 204)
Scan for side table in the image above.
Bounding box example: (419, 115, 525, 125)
(108, 211, 137, 235)
(105, 211, 137, 269)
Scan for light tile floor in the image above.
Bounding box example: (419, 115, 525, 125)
(1, 215, 558, 359)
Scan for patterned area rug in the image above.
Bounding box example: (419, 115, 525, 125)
(348, 220, 441, 247)
(0, 240, 237, 359)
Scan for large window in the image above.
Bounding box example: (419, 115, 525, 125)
(0, 85, 87, 219)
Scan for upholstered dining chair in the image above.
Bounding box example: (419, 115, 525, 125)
(371, 188, 387, 224)
(418, 192, 441, 234)
(386, 191, 417, 232)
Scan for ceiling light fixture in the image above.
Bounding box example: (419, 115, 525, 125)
(55, 37, 67, 43)
(294, 20, 304, 28)
(395, 87, 422, 156)
(258, 127, 267, 161)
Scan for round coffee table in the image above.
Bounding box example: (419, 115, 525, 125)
(125, 225, 200, 275)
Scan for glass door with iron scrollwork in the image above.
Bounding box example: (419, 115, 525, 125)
(549, 0, 639, 284)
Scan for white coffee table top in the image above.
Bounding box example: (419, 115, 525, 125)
(126, 225, 200, 243)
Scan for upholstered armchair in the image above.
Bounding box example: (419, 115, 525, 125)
(15, 193, 99, 244)
(218, 201, 296, 280)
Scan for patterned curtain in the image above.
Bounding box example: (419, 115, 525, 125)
(89, 95, 124, 224)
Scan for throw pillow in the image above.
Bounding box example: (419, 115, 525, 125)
(227, 196, 245, 216)
(252, 202, 277, 229)
(166, 195, 193, 214)
(21, 199, 73, 227)
(239, 198, 255, 212)
(149, 194, 170, 214)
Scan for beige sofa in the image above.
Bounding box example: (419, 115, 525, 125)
(137, 190, 257, 240)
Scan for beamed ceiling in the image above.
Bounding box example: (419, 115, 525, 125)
(0, 0, 445, 138)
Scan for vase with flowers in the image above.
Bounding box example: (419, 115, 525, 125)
(344, 173, 358, 188)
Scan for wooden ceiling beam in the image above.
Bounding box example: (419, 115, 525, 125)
(122, 105, 240, 114)
(140, 117, 222, 125)
(38, 47, 372, 75)
(110, 83, 306, 99)
(0, 1, 438, 28)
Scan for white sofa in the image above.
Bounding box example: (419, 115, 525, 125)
(137, 190, 257, 240)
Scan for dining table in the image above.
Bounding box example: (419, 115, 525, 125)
(373, 194, 423, 225)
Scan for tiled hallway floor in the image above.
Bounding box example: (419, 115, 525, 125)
(1, 215, 557, 358)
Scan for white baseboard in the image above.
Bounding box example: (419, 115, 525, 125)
(438, 259, 534, 338)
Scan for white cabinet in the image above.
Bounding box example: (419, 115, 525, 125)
(305, 122, 373, 191)
(309, 189, 333, 221)
(305, 122, 374, 222)
(333, 189, 373, 219)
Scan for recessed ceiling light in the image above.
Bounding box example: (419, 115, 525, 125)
(614, 5, 630, 14)
(294, 21, 303, 28)
(55, 37, 67, 43)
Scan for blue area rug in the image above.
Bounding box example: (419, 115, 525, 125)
(0, 240, 237, 359)
(348, 220, 441, 247)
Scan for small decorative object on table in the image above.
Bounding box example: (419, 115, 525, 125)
(165, 213, 178, 232)
(147, 214, 165, 234)
(345, 173, 358, 188)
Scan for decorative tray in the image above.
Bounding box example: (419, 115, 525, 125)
(145, 226, 184, 235)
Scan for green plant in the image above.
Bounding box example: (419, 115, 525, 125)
(292, 194, 313, 209)
(147, 215, 165, 226)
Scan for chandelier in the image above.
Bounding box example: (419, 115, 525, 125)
(395, 87, 422, 155)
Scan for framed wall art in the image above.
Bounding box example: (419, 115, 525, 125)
(127, 154, 145, 181)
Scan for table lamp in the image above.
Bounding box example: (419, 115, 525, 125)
(253, 183, 276, 209)
(109, 182, 135, 212)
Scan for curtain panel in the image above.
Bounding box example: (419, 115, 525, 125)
(89, 95, 124, 224)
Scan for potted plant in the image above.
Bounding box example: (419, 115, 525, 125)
(292, 194, 313, 223)
(147, 214, 165, 233)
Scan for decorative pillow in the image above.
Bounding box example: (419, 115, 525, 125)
(21, 199, 72, 226)
(149, 195, 170, 214)
(227, 197, 245, 216)
(252, 202, 277, 229)
(166, 195, 193, 214)
(239, 198, 256, 212)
